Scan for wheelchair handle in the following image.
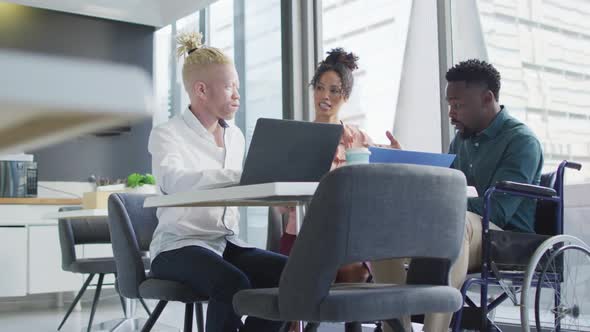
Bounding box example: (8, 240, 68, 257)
(563, 161, 582, 171)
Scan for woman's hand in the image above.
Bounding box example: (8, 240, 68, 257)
(374, 131, 402, 150)
(342, 125, 355, 149)
(385, 130, 402, 149)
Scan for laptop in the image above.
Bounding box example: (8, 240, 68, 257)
(202, 118, 344, 189)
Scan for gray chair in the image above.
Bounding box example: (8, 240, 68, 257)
(233, 164, 467, 331)
(108, 193, 208, 332)
(57, 206, 151, 332)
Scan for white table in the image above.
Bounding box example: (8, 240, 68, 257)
(45, 209, 108, 220)
(144, 182, 319, 231)
(144, 182, 318, 207)
(144, 182, 478, 231)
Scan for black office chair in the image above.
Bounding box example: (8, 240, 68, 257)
(108, 193, 208, 332)
(57, 206, 151, 332)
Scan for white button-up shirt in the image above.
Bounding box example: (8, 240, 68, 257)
(148, 108, 247, 259)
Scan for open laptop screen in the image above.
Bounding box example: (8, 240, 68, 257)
(240, 118, 343, 186)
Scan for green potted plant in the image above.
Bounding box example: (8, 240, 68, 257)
(125, 173, 157, 194)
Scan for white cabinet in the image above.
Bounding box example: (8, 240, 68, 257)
(82, 243, 113, 258)
(0, 204, 117, 299)
(28, 225, 82, 294)
(0, 227, 27, 297)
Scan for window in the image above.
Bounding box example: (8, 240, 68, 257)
(451, 0, 590, 184)
(153, 25, 172, 126)
(450, 0, 590, 328)
(153, 12, 201, 126)
(209, 0, 234, 56)
(321, 0, 414, 145)
(154, 0, 283, 247)
(243, 0, 283, 141)
(210, 0, 283, 247)
(210, 0, 283, 143)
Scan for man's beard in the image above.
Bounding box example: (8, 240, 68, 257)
(460, 126, 476, 139)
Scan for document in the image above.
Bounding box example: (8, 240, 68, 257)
(368, 147, 456, 168)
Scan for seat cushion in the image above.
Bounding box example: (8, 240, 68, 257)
(319, 283, 462, 322)
(234, 283, 462, 322)
(67, 256, 150, 274)
(67, 257, 117, 274)
(139, 278, 208, 303)
(233, 287, 281, 320)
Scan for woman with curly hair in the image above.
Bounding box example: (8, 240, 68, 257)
(278, 48, 401, 332)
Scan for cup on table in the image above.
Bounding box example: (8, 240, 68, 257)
(345, 147, 371, 165)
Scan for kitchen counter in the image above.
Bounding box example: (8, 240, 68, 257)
(0, 198, 81, 205)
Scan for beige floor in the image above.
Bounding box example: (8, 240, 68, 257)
(0, 295, 184, 332)
(0, 294, 380, 332)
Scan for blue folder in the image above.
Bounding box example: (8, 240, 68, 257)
(369, 147, 456, 168)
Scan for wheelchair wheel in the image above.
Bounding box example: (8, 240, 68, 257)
(520, 235, 590, 331)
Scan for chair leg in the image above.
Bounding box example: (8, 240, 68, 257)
(344, 322, 362, 332)
(452, 278, 476, 332)
(118, 295, 127, 317)
(114, 272, 126, 317)
(141, 300, 168, 332)
(374, 321, 383, 332)
(57, 273, 95, 330)
(139, 298, 152, 316)
(304, 322, 319, 332)
(481, 281, 489, 331)
(194, 303, 205, 332)
(384, 319, 407, 332)
(86, 273, 105, 332)
(184, 303, 194, 332)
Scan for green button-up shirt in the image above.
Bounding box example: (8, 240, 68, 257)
(448, 107, 544, 233)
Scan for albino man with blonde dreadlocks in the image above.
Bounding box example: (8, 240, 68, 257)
(148, 32, 287, 332)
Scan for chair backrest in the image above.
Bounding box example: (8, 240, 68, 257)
(278, 164, 467, 320)
(58, 206, 111, 271)
(107, 193, 158, 299)
(534, 171, 559, 236)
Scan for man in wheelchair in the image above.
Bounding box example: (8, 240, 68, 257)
(372, 59, 544, 332)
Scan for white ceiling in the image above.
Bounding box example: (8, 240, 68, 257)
(4, 0, 216, 27)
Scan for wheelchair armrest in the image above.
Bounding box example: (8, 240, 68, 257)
(496, 181, 556, 197)
(564, 161, 582, 171)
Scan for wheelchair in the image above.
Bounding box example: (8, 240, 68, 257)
(450, 160, 588, 332)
